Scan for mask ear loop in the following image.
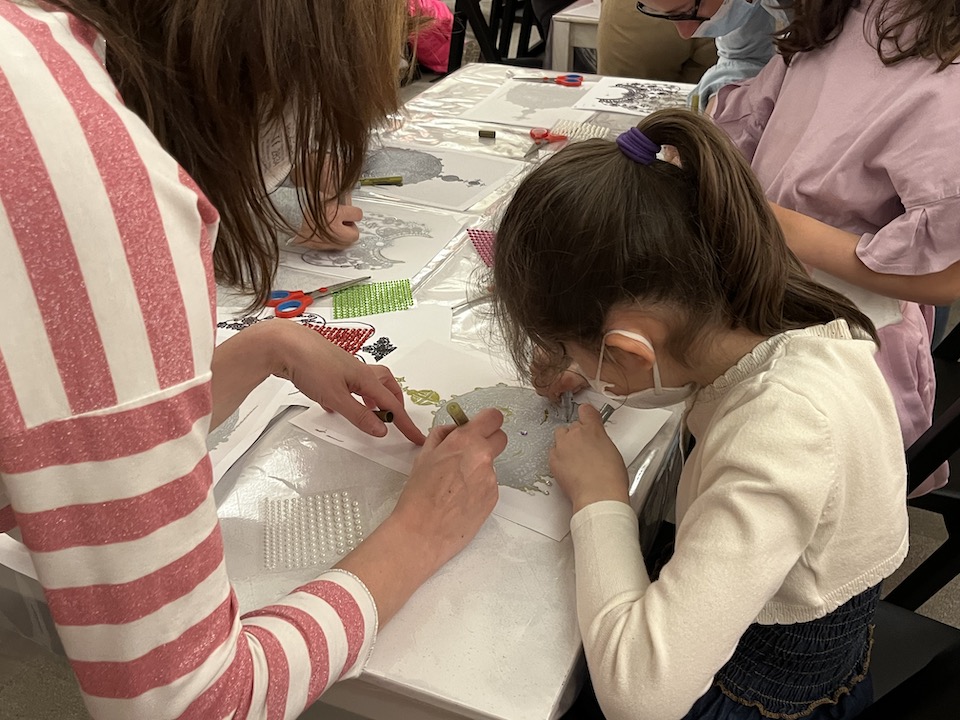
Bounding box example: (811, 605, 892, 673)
(594, 338, 630, 409)
(602, 330, 662, 396)
(650, 358, 663, 393)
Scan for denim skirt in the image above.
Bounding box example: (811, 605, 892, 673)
(683, 584, 881, 720)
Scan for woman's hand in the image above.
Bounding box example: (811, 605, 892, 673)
(269, 320, 425, 444)
(550, 404, 628, 513)
(335, 408, 507, 623)
(391, 408, 508, 567)
(531, 349, 587, 402)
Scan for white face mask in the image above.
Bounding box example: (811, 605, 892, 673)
(692, 0, 763, 38)
(259, 112, 296, 192)
(586, 330, 697, 409)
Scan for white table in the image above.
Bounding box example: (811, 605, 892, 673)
(0, 64, 690, 720)
(551, 0, 601, 73)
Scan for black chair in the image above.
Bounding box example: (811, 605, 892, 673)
(866, 603, 960, 715)
(861, 319, 960, 713)
(883, 320, 960, 610)
(447, 0, 545, 73)
(492, 0, 545, 60)
(448, 0, 501, 72)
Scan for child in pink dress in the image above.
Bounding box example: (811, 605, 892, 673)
(713, 0, 960, 491)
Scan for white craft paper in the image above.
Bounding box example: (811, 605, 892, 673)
(572, 76, 691, 117)
(359, 146, 525, 212)
(289, 340, 671, 540)
(207, 375, 293, 484)
(461, 79, 597, 129)
(217, 304, 454, 371)
(277, 198, 469, 283)
(289, 338, 512, 470)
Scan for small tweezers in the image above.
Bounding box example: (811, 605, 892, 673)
(599, 403, 616, 424)
(561, 391, 574, 423)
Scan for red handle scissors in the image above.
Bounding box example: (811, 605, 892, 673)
(268, 276, 371, 318)
(515, 73, 584, 88)
(525, 127, 569, 159)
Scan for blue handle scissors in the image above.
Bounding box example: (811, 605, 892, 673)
(268, 276, 370, 318)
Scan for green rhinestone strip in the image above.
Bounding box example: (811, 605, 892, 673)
(333, 279, 414, 319)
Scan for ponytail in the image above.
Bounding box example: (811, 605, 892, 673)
(491, 108, 878, 384)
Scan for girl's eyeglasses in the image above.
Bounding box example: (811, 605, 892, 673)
(635, 0, 712, 22)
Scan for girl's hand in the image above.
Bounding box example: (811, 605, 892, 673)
(292, 192, 363, 249)
(290, 153, 362, 249)
(531, 350, 587, 402)
(271, 321, 425, 444)
(550, 404, 628, 513)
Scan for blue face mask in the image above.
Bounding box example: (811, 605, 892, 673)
(692, 0, 764, 38)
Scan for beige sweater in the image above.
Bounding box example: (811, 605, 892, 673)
(570, 320, 909, 720)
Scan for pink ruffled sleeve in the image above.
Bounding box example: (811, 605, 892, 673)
(857, 194, 960, 276)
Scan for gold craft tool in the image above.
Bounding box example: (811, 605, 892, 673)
(446, 402, 470, 427)
(359, 176, 404, 187)
(373, 409, 395, 423)
(599, 403, 616, 424)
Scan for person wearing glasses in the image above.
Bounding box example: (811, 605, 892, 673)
(634, 0, 788, 110)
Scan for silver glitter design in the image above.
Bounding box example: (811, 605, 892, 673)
(363, 147, 485, 187)
(431, 385, 572, 495)
(261, 491, 366, 571)
(596, 82, 688, 115)
(301, 211, 432, 271)
(504, 83, 580, 120)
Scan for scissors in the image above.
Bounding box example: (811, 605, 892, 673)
(268, 276, 371, 318)
(525, 127, 569, 159)
(514, 73, 584, 88)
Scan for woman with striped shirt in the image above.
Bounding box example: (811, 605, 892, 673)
(0, 1, 508, 718)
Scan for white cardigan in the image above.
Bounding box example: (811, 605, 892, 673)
(571, 320, 909, 720)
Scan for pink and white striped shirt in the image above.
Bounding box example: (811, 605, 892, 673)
(0, 3, 377, 718)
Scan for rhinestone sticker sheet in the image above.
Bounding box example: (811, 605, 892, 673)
(261, 490, 367, 571)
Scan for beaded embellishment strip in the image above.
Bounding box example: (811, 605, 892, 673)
(333, 279, 414, 319)
(467, 228, 496, 268)
(261, 491, 366, 571)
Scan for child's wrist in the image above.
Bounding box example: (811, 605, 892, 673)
(570, 486, 630, 515)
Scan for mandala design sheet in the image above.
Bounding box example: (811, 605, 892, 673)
(288, 339, 673, 540)
(275, 197, 469, 284)
(359, 146, 525, 211)
(573, 77, 692, 117)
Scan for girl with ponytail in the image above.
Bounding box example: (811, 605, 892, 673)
(493, 109, 908, 720)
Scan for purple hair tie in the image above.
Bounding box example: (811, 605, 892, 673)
(616, 127, 661, 165)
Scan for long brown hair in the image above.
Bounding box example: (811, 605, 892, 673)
(492, 109, 878, 381)
(776, 0, 960, 71)
(44, 0, 412, 305)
